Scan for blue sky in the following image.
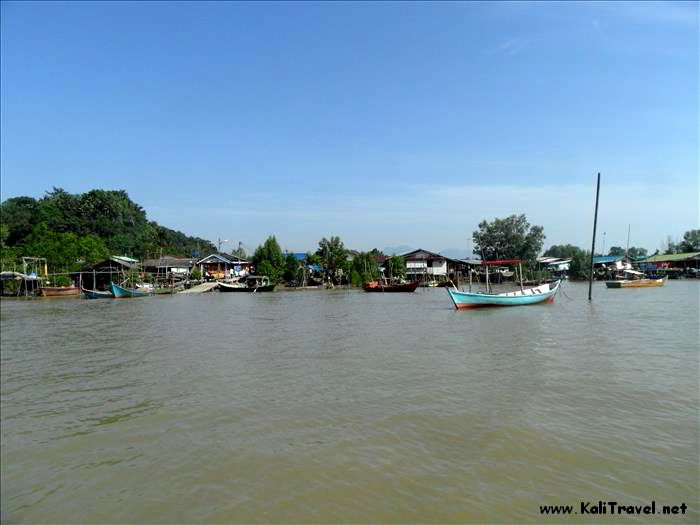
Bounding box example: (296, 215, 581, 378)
(1, 1, 697, 256)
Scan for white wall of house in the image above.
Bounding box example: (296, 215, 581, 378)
(428, 260, 447, 276)
(406, 261, 427, 273)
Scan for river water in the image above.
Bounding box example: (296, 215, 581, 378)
(1, 281, 698, 523)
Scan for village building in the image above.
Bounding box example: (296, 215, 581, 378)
(397, 249, 467, 283)
(76, 255, 140, 290)
(141, 256, 196, 280)
(637, 252, 700, 276)
(195, 253, 251, 280)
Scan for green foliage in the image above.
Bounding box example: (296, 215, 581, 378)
(570, 249, 592, 280)
(190, 268, 202, 280)
(283, 252, 300, 283)
(544, 244, 590, 280)
(0, 188, 216, 270)
(316, 236, 348, 285)
(256, 260, 281, 284)
(349, 250, 382, 285)
(252, 236, 284, 283)
(544, 244, 582, 259)
(473, 214, 545, 262)
(608, 246, 625, 257)
(52, 275, 72, 287)
(252, 236, 284, 268)
(627, 247, 647, 258)
(679, 229, 700, 252)
(22, 222, 110, 272)
(384, 255, 406, 280)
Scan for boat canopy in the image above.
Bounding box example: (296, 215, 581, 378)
(481, 259, 523, 266)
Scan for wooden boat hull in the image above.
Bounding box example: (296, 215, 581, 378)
(363, 281, 420, 293)
(218, 282, 276, 292)
(40, 286, 80, 296)
(110, 282, 153, 298)
(447, 280, 560, 309)
(605, 279, 664, 288)
(82, 287, 114, 299)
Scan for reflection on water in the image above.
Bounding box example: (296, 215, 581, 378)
(1, 281, 698, 523)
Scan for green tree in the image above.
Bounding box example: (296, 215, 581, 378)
(543, 244, 590, 279)
(384, 255, 406, 280)
(283, 252, 300, 283)
(679, 229, 700, 252)
(627, 247, 648, 258)
(473, 214, 545, 261)
(0, 196, 39, 245)
(316, 236, 348, 284)
(543, 244, 583, 259)
(608, 246, 625, 257)
(256, 260, 281, 284)
(252, 236, 284, 282)
(349, 250, 382, 285)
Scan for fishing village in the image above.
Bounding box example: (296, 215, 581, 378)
(1, 2, 698, 524)
(2, 188, 698, 305)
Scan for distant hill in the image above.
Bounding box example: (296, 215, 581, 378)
(383, 245, 415, 255)
(0, 188, 216, 271)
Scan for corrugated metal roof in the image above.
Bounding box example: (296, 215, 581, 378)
(641, 252, 700, 263)
(593, 255, 623, 264)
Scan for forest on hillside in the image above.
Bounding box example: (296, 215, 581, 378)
(0, 188, 216, 272)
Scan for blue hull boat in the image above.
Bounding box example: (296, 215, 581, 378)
(447, 280, 560, 309)
(82, 287, 114, 299)
(110, 282, 153, 298)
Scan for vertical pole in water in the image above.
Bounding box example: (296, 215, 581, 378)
(519, 262, 524, 292)
(588, 173, 601, 301)
(469, 266, 472, 292)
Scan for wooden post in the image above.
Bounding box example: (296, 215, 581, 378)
(469, 267, 472, 292)
(588, 173, 601, 301)
(519, 262, 524, 292)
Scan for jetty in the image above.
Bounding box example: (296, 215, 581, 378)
(178, 282, 219, 294)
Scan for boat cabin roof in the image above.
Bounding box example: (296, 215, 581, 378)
(481, 259, 523, 266)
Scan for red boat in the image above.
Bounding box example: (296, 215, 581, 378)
(363, 281, 420, 293)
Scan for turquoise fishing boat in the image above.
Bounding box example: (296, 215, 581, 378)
(447, 280, 560, 309)
(109, 282, 153, 298)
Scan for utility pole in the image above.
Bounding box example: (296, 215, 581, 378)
(589, 173, 601, 301)
(218, 237, 228, 253)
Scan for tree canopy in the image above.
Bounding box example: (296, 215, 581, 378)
(679, 229, 700, 252)
(316, 236, 348, 284)
(252, 235, 284, 283)
(473, 214, 545, 262)
(0, 188, 216, 271)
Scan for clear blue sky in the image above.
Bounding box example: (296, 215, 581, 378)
(1, 1, 697, 255)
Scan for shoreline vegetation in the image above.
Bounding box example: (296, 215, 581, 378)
(1, 188, 698, 293)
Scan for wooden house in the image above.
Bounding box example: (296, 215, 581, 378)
(397, 249, 468, 283)
(196, 253, 251, 280)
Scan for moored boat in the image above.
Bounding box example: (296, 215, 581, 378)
(40, 286, 80, 297)
(605, 278, 664, 288)
(81, 287, 114, 299)
(446, 280, 560, 309)
(363, 281, 420, 293)
(110, 282, 153, 298)
(218, 275, 275, 292)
